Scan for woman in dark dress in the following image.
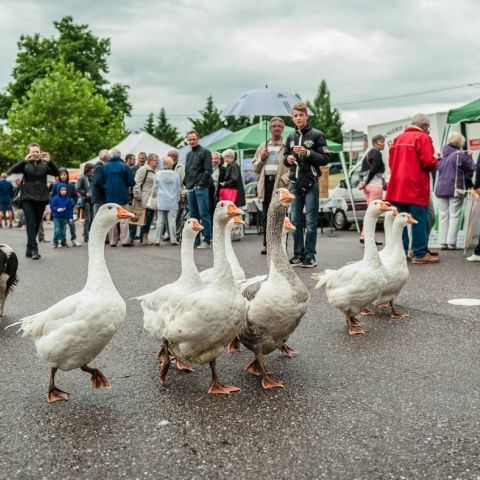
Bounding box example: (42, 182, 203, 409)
(8, 143, 59, 259)
(219, 149, 245, 207)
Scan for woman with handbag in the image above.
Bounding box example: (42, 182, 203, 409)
(435, 132, 475, 250)
(357, 134, 386, 246)
(218, 149, 245, 207)
(8, 143, 59, 259)
(134, 153, 158, 244)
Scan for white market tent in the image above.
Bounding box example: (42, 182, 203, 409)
(82, 132, 174, 168)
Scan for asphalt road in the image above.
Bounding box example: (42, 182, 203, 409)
(1, 224, 480, 480)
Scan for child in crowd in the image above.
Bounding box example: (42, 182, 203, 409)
(50, 183, 74, 248)
(153, 156, 181, 245)
(51, 168, 82, 246)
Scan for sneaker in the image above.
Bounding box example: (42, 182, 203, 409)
(466, 254, 480, 262)
(61, 242, 69, 248)
(447, 245, 461, 250)
(260, 246, 267, 255)
(440, 244, 449, 250)
(412, 252, 440, 264)
(289, 255, 304, 267)
(52, 243, 58, 248)
(72, 239, 82, 247)
(197, 241, 210, 249)
(302, 257, 318, 268)
(31, 252, 41, 260)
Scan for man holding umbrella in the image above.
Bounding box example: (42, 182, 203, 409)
(284, 103, 329, 268)
(253, 117, 290, 255)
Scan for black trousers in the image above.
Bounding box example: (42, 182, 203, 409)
(83, 200, 93, 241)
(22, 200, 47, 253)
(475, 237, 480, 256)
(262, 175, 276, 247)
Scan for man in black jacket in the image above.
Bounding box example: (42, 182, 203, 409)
(184, 130, 212, 247)
(284, 103, 329, 267)
(92, 149, 110, 216)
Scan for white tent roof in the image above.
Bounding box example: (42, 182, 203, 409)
(84, 132, 174, 166)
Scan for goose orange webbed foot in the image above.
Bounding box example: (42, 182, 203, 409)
(175, 358, 194, 372)
(47, 367, 70, 403)
(278, 343, 298, 358)
(81, 365, 111, 390)
(346, 316, 367, 335)
(208, 359, 240, 395)
(360, 308, 374, 317)
(390, 302, 410, 320)
(244, 359, 272, 377)
(48, 387, 69, 403)
(227, 337, 242, 353)
(261, 376, 285, 390)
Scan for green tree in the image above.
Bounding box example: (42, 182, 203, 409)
(307, 80, 343, 143)
(154, 108, 181, 146)
(223, 115, 255, 131)
(0, 16, 131, 118)
(189, 95, 223, 137)
(144, 113, 155, 135)
(4, 61, 125, 168)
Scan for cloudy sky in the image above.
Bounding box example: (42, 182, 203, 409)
(2, 0, 479, 134)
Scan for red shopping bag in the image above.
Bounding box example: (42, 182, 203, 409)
(218, 188, 238, 204)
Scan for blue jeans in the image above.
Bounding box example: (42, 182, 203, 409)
(53, 217, 67, 245)
(393, 203, 429, 258)
(290, 182, 319, 259)
(187, 187, 212, 243)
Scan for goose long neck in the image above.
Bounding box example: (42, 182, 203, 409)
(363, 210, 382, 264)
(225, 222, 244, 280)
(85, 220, 113, 290)
(381, 215, 395, 257)
(267, 206, 290, 273)
(390, 222, 407, 259)
(212, 218, 234, 283)
(179, 233, 201, 283)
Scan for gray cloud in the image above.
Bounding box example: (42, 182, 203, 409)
(1, 0, 479, 134)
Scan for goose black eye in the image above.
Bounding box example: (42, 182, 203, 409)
(108, 206, 112, 210)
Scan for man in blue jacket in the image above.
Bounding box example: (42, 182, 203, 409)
(100, 148, 135, 247)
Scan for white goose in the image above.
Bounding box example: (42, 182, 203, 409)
(379, 207, 399, 264)
(314, 200, 391, 335)
(160, 201, 246, 394)
(11, 204, 134, 403)
(373, 212, 416, 318)
(361, 207, 399, 316)
(136, 218, 203, 371)
(200, 216, 246, 283)
(240, 188, 309, 389)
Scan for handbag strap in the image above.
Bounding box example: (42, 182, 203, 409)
(140, 169, 150, 191)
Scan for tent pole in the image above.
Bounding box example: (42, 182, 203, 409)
(340, 151, 360, 233)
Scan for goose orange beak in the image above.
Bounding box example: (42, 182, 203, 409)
(379, 201, 392, 212)
(279, 190, 294, 205)
(233, 215, 245, 225)
(407, 214, 418, 225)
(226, 203, 244, 217)
(116, 207, 135, 219)
(283, 217, 295, 232)
(191, 219, 203, 232)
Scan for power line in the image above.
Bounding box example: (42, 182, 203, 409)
(335, 83, 477, 107)
(127, 82, 480, 117)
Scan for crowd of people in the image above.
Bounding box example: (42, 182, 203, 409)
(359, 113, 480, 264)
(3, 104, 480, 264)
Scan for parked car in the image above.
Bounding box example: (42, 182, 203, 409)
(329, 162, 384, 230)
